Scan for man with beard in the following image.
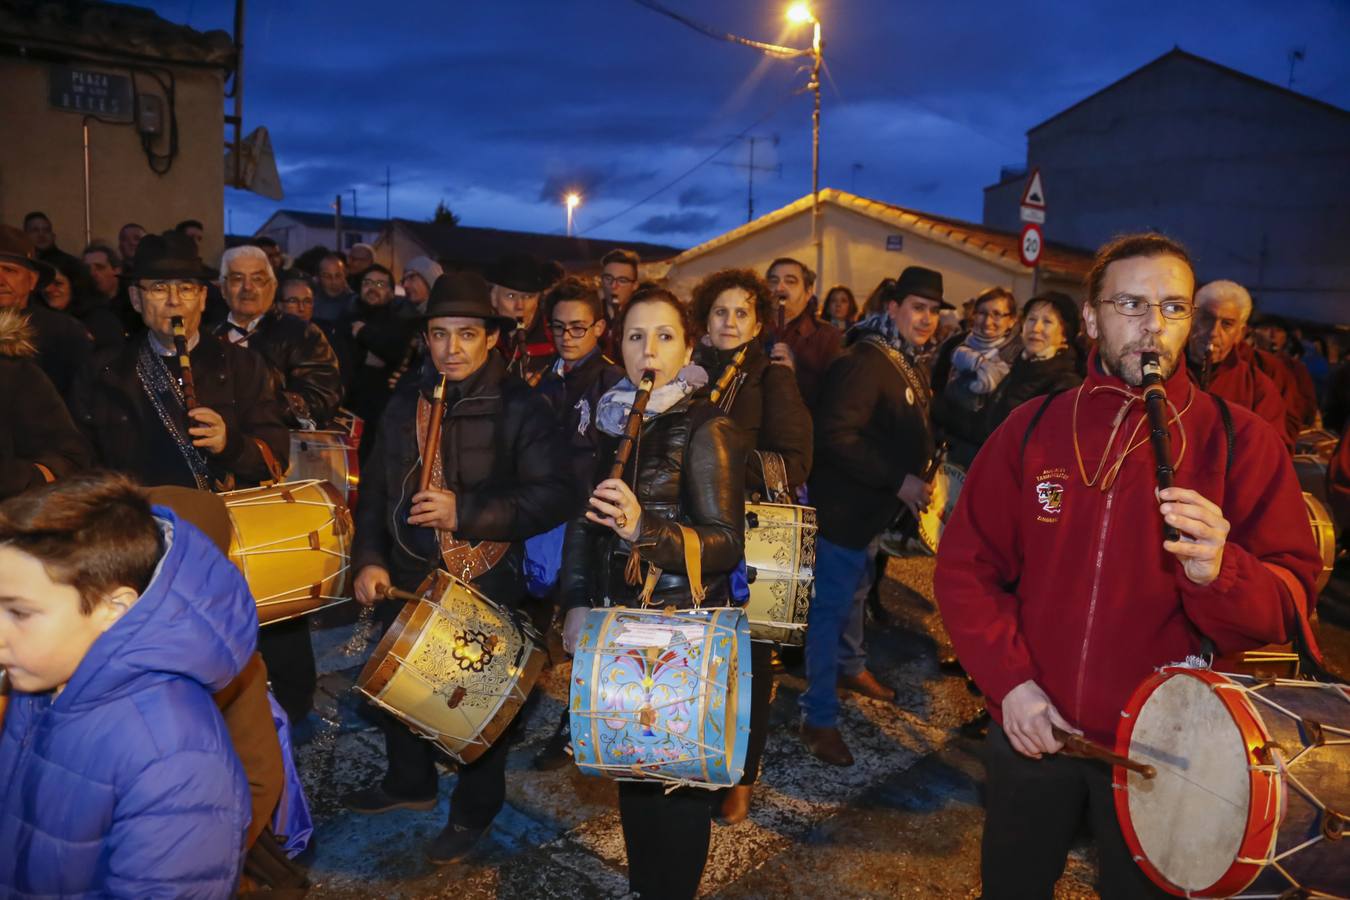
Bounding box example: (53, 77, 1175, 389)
(935, 233, 1320, 899)
(765, 257, 842, 409)
(337, 262, 416, 459)
(212, 245, 342, 429)
(0, 226, 92, 396)
(315, 252, 356, 323)
(486, 252, 562, 385)
(1186, 279, 1292, 449)
(67, 230, 288, 491)
(800, 265, 947, 765)
(343, 271, 572, 864)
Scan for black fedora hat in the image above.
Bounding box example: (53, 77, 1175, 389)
(893, 265, 954, 310)
(423, 271, 517, 331)
(126, 230, 216, 282)
(485, 252, 563, 294)
(0, 225, 55, 281)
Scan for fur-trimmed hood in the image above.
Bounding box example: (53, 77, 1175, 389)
(0, 306, 36, 358)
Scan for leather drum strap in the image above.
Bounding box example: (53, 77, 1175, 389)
(635, 524, 706, 609)
(754, 450, 790, 503)
(251, 437, 285, 485)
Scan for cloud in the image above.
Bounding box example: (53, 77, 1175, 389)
(678, 186, 720, 207)
(635, 212, 720, 235)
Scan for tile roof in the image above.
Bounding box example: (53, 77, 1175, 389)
(0, 1, 235, 67)
(388, 219, 682, 270)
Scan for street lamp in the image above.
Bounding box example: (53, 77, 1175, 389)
(565, 192, 581, 237)
(785, 4, 824, 286)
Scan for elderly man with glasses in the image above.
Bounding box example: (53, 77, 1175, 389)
(210, 245, 342, 429)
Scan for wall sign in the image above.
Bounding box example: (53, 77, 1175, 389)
(49, 65, 134, 121)
(886, 235, 904, 252)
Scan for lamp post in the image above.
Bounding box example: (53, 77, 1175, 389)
(565, 192, 581, 237)
(786, 4, 823, 286)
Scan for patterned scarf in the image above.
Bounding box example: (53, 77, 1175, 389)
(596, 365, 709, 437)
(136, 337, 212, 489)
(847, 313, 933, 408)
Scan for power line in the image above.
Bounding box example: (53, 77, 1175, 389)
(629, 0, 807, 59)
(579, 95, 794, 236)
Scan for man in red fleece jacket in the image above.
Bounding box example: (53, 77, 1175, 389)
(935, 233, 1320, 900)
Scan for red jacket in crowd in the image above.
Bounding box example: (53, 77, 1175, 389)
(935, 352, 1320, 746)
(772, 297, 842, 410)
(1199, 342, 1293, 449)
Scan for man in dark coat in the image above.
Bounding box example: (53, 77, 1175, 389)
(335, 263, 416, 460)
(487, 252, 562, 385)
(212, 244, 343, 428)
(0, 306, 93, 500)
(344, 271, 573, 865)
(801, 265, 947, 766)
(765, 257, 842, 410)
(0, 226, 93, 396)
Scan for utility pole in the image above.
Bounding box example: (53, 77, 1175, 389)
(716, 134, 780, 222)
(381, 165, 392, 220)
(333, 194, 342, 251)
(349, 188, 358, 218)
(850, 162, 863, 193)
(1288, 47, 1306, 88)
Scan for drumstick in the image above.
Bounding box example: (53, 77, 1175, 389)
(375, 584, 423, 604)
(418, 372, 449, 494)
(1053, 726, 1156, 779)
(170, 315, 199, 411)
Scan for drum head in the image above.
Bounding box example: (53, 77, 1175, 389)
(917, 463, 965, 554)
(1122, 671, 1253, 893)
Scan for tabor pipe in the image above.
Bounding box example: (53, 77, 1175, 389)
(170, 316, 200, 411)
(418, 373, 449, 494)
(1140, 351, 1181, 542)
(607, 370, 656, 482)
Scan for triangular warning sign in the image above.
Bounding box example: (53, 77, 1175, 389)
(1021, 169, 1045, 209)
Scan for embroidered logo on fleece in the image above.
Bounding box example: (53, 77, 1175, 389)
(1033, 466, 1070, 523)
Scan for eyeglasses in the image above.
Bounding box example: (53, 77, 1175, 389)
(283, 296, 315, 308)
(1100, 296, 1194, 321)
(139, 281, 207, 302)
(550, 320, 598, 339)
(601, 274, 635, 286)
(361, 278, 392, 289)
(973, 310, 1013, 321)
(224, 272, 274, 290)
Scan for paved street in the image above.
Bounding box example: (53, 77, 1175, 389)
(284, 553, 1350, 899)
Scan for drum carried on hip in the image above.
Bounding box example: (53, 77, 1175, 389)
(356, 571, 546, 765)
(286, 429, 360, 508)
(222, 479, 352, 626)
(744, 502, 816, 645)
(569, 606, 751, 788)
(1114, 666, 1350, 898)
(917, 462, 966, 555)
(1304, 491, 1337, 596)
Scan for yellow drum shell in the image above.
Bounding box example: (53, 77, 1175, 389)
(1303, 491, 1336, 596)
(744, 502, 816, 645)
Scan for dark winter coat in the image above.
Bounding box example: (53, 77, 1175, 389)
(771, 297, 842, 410)
(0, 507, 256, 898)
(68, 331, 290, 489)
(809, 330, 934, 548)
(561, 397, 747, 611)
(939, 347, 1083, 457)
(0, 310, 93, 499)
(353, 352, 574, 603)
(23, 300, 93, 396)
(334, 299, 417, 444)
(694, 340, 813, 494)
(212, 308, 343, 426)
(536, 348, 625, 504)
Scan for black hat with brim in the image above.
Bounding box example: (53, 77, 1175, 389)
(423, 270, 517, 332)
(0, 225, 56, 281)
(893, 265, 954, 310)
(485, 252, 563, 294)
(126, 231, 217, 282)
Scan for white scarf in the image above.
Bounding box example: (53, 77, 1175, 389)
(596, 365, 709, 436)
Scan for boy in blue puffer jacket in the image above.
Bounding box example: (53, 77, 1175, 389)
(0, 472, 256, 898)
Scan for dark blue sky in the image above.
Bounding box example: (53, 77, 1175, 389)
(142, 0, 1350, 247)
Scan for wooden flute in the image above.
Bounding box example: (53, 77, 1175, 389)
(169, 315, 199, 411)
(418, 372, 450, 493)
(707, 344, 750, 411)
(608, 369, 657, 481)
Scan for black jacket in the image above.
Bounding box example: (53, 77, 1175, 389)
(809, 333, 934, 548)
(695, 340, 813, 494)
(352, 353, 574, 603)
(561, 397, 746, 611)
(536, 349, 625, 504)
(0, 311, 93, 499)
(24, 301, 93, 397)
(68, 294, 127, 353)
(68, 332, 290, 489)
(971, 348, 1083, 446)
(212, 309, 343, 427)
(335, 300, 417, 440)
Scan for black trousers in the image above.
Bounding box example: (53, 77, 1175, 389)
(739, 640, 773, 785)
(257, 616, 316, 725)
(618, 781, 714, 900)
(980, 723, 1170, 900)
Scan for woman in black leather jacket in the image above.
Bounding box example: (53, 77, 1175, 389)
(690, 268, 812, 827)
(561, 286, 746, 900)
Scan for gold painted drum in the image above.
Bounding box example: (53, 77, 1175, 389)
(1304, 491, 1336, 596)
(744, 502, 816, 645)
(917, 462, 966, 555)
(286, 429, 360, 507)
(356, 571, 546, 765)
(1295, 427, 1338, 460)
(222, 479, 353, 625)
(1294, 453, 1329, 506)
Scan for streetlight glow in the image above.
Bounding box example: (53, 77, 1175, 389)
(786, 3, 814, 24)
(565, 192, 581, 210)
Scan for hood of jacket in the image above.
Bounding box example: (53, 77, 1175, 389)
(0, 307, 36, 358)
(52, 505, 258, 712)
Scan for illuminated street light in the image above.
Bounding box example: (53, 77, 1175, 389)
(565, 192, 582, 237)
(786, 4, 824, 284)
(786, 3, 814, 24)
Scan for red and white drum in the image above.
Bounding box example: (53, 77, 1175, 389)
(1115, 666, 1350, 898)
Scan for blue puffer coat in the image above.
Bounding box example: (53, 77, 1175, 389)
(0, 507, 257, 898)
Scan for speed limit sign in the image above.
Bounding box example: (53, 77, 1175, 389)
(1019, 223, 1043, 267)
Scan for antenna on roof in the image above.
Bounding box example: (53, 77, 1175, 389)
(1288, 47, 1306, 89)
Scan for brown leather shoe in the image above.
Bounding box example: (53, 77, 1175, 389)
(838, 669, 897, 702)
(717, 785, 753, 825)
(800, 723, 854, 767)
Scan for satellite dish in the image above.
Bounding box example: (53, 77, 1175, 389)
(225, 126, 283, 200)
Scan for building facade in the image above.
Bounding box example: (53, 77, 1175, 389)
(254, 209, 387, 258)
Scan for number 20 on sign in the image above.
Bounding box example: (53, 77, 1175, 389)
(1019, 223, 1043, 268)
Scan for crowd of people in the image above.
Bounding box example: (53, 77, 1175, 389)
(0, 207, 1337, 898)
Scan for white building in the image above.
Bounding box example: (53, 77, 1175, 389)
(254, 209, 387, 258)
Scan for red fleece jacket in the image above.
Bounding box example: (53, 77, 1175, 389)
(1200, 344, 1294, 449)
(935, 351, 1320, 746)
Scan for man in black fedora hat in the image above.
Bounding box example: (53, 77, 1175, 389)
(0, 224, 93, 395)
(485, 252, 563, 385)
(67, 230, 289, 492)
(344, 270, 573, 864)
(799, 264, 950, 766)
